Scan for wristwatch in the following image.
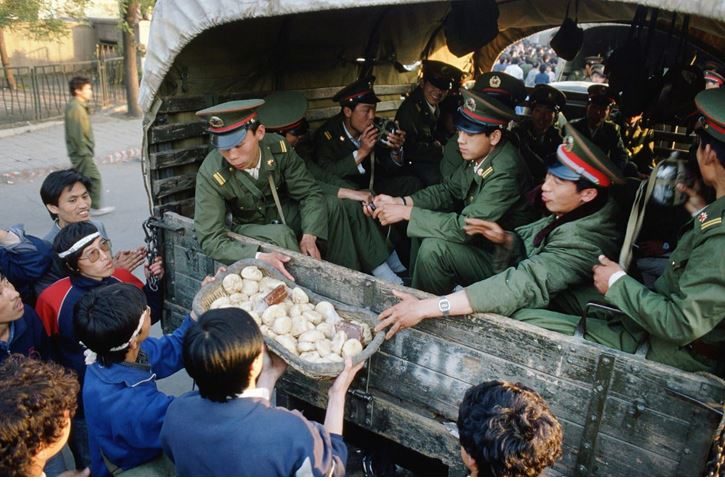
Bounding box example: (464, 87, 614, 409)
(438, 296, 451, 316)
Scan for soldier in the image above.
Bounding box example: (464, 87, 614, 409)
(519, 88, 725, 375)
(617, 105, 655, 175)
(570, 84, 633, 175)
(374, 123, 622, 339)
(395, 60, 464, 186)
(568, 55, 603, 81)
(590, 63, 608, 84)
(511, 84, 566, 184)
(369, 88, 536, 295)
(314, 76, 422, 197)
(257, 91, 405, 284)
(193, 100, 359, 275)
(64, 77, 114, 216)
(439, 72, 527, 182)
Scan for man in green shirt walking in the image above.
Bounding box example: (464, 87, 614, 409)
(64, 76, 114, 215)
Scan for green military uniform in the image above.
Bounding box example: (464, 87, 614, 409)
(409, 89, 536, 294)
(520, 88, 725, 375)
(465, 196, 618, 315)
(64, 96, 103, 207)
(256, 91, 392, 273)
(193, 100, 359, 269)
(313, 77, 422, 197)
(394, 60, 463, 186)
(512, 119, 562, 184)
(511, 84, 566, 184)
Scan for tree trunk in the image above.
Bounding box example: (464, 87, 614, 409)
(123, 0, 142, 117)
(0, 28, 17, 91)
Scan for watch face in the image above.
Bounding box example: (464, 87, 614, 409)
(439, 298, 451, 312)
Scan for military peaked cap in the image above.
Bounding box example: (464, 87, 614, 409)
(471, 72, 527, 109)
(528, 84, 566, 111)
(257, 91, 307, 132)
(704, 70, 725, 88)
(455, 88, 516, 134)
(422, 60, 464, 91)
(550, 123, 624, 187)
(585, 55, 604, 65)
(333, 76, 380, 107)
(196, 99, 264, 150)
(587, 84, 617, 106)
(695, 88, 725, 143)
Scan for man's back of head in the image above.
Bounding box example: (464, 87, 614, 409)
(457, 380, 563, 476)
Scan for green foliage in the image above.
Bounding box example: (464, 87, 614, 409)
(0, 0, 90, 39)
(119, 0, 155, 33)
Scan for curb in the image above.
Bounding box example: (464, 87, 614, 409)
(0, 147, 142, 185)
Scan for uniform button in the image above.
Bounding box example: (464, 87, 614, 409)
(469, 196, 474, 202)
(671, 260, 676, 266)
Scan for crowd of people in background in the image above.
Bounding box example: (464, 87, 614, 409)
(493, 38, 560, 87)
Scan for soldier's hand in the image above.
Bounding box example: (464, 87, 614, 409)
(338, 188, 372, 203)
(372, 194, 401, 206)
(299, 234, 321, 260)
(677, 182, 707, 215)
(463, 218, 510, 246)
(114, 246, 146, 272)
(375, 290, 426, 340)
(358, 124, 378, 158)
(592, 255, 624, 295)
(386, 125, 406, 150)
(374, 204, 412, 225)
(257, 252, 295, 281)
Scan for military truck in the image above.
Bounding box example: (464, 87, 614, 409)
(139, 0, 725, 475)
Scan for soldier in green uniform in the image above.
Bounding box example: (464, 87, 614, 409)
(570, 85, 634, 175)
(439, 72, 527, 182)
(394, 60, 464, 187)
(374, 123, 623, 340)
(256, 91, 406, 284)
(313, 76, 422, 197)
(369, 89, 536, 295)
(511, 84, 566, 184)
(517, 88, 725, 375)
(193, 100, 359, 274)
(568, 55, 603, 82)
(64, 76, 114, 215)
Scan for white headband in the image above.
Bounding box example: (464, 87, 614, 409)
(83, 310, 147, 365)
(58, 232, 101, 259)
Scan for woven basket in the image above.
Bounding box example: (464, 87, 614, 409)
(192, 258, 385, 379)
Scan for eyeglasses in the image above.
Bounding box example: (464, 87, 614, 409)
(78, 238, 112, 263)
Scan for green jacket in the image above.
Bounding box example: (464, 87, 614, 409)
(394, 86, 444, 165)
(465, 197, 619, 316)
(608, 196, 725, 372)
(408, 139, 536, 242)
(194, 134, 327, 263)
(64, 97, 94, 161)
(511, 119, 562, 184)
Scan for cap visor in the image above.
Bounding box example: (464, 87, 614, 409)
(548, 161, 581, 181)
(427, 77, 452, 90)
(454, 109, 489, 134)
(212, 127, 248, 150)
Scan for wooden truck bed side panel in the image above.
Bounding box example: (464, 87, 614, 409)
(158, 212, 723, 476)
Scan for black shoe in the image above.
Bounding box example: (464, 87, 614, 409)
(361, 452, 398, 477)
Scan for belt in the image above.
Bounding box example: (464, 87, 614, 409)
(688, 340, 722, 361)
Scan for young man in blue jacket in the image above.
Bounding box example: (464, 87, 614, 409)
(0, 272, 51, 363)
(73, 283, 191, 476)
(161, 307, 364, 476)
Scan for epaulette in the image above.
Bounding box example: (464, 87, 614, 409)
(212, 170, 227, 187)
(698, 210, 722, 232)
(270, 139, 288, 154)
(323, 131, 332, 141)
(476, 165, 494, 179)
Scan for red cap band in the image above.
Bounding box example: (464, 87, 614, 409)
(557, 145, 611, 187)
(462, 107, 506, 126)
(208, 112, 257, 134)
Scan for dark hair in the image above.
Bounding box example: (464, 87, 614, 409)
(74, 284, 148, 367)
(68, 76, 91, 96)
(698, 129, 725, 168)
(183, 308, 264, 402)
(539, 64, 547, 73)
(52, 221, 100, 275)
(40, 169, 93, 220)
(0, 355, 79, 476)
(456, 380, 563, 477)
